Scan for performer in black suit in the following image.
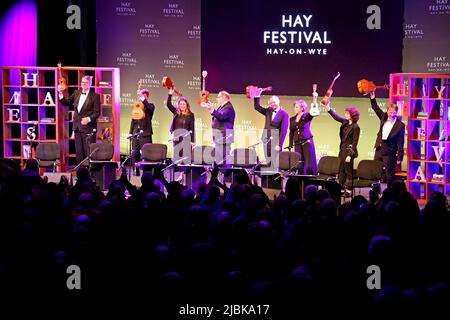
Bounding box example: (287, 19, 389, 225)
(205, 91, 235, 165)
(324, 102, 360, 193)
(289, 99, 318, 175)
(370, 91, 405, 187)
(58, 76, 100, 165)
(254, 95, 288, 162)
(128, 88, 155, 175)
(166, 88, 195, 162)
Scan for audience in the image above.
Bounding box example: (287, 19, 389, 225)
(0, 160, 448, 315)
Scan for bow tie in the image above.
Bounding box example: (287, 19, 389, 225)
(81, 92, 87, 95)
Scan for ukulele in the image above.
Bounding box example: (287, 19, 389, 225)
(131, 81, 146, 120)
(321, 72, 340, 106)
(198, 70, 210, 106)
(57, 62, 68, 91)
(162, 76, 182, 96)
(246, 85, 272, 99)
(310, 84, 320, 116)
(357, 79, 389, 95)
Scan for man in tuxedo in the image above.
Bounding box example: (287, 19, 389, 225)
(370, 91, 405, 187)
(128, 89, 155, 175)
(205, 91, 235, 165)
(59, 76, 100, 165)
(254, 94, 288, 162)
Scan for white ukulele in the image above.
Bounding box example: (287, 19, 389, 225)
(310, 84, 320, 116)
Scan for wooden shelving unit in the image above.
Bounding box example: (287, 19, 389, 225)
(2, 66, 120, 171)
(390, 73, 450, 203)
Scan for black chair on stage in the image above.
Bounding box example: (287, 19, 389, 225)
(278, 151, 301, 173)
(89, 142, 117, 190)
(178, 145, 216, 189)
(317, 155, 339, 180)
(230, 148, 257, 168)
(35, 142, 60, 172)
(137, 143, 168, 173)
(229, 148, 258, 184)
(353, 160, 384, 194)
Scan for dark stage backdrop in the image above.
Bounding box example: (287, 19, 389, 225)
(96, 0, 202, 154)
(201, 0, 404, 97)
(403, 0, 450, 73)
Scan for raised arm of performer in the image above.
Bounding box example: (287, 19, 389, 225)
(58, 75, 100, 166)
(167, 88, 195, 143)
(324, 100, 360, 194)
(205, 91, 235, 166)
(289, 100, 317, 175)
(369, 91, 405, 187)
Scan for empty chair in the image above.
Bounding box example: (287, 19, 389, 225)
(353, 160, 384, 193)
(90, 142, 114, 162)
(278, 151, 301, 172)
(230, 148, 258, 168)
(89, 142, 117, 190)
(35, 142, 60, 172)
(317, 155, 339, 180)
(136, 143, 168, 175)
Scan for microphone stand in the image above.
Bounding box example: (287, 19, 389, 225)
(72, 147, 99, 177)
(122, 130, 142, 180)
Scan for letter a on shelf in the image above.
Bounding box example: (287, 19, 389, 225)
(43, 92, 55, 105)
(414, 166, 425, 181)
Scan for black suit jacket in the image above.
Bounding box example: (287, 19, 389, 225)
(328, 109, 360, 158)
(371, 98, 405, 161)
(289, 113, 314, 147)
(211, 101, 235, 144)
(166, 94, 196, 143)
(60, 90, 100, 133)
(254, 97, 289, 147)
(129, 99, 155, 137)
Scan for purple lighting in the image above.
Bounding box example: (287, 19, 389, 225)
(0, 1, 37, 68)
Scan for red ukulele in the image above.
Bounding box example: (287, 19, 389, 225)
(321, 72, 340, 106)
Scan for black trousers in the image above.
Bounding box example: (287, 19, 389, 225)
(131, 135, 152, 164)
(294, 138, 317, 175)
(338, 150, 354, 187)
(375, 148, 396, 187)
(75, 130, 96, 165)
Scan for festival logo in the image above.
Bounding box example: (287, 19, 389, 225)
(140, 74, 161, 88)
(163, 3, 184, 18)
(116, 52, 137, 67)
(426, 56, 450, 72)
(263, 14, 331, 56)
(404, 23, 424, 39)
(121, 92, 134, 108)
(116, 1, 136, 16)
(139, 23, 160, 38)
(428, 0, 450, 15)
(187, 75, 201, 90)
(187, 25, 201, 39)
(164, 54, 185, 69)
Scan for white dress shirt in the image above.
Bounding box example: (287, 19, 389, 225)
(77, 91, 89, 113)
(272, 107, 280, 120)
(382, 117, 396, 140)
